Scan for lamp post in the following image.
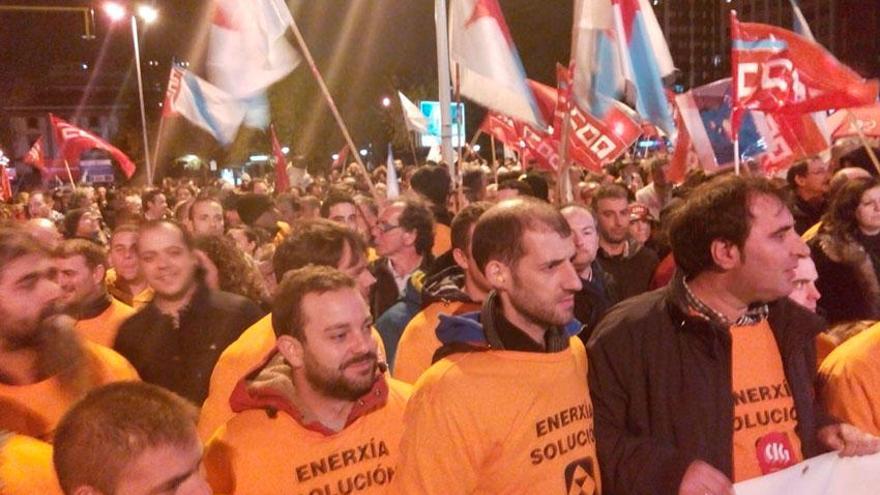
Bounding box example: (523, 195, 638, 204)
(103, 2, 158, 185)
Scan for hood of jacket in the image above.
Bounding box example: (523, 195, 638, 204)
(420, 265, 474, 306)
(228, 348, 388, 436)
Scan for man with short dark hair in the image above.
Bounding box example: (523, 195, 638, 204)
(106, 224, 153, 308)
(588, 175, 880, 495)
(142, 188, 168, 221)
(787, 156, 831, 234)
(635, 157, 672, 219)
(197, 219, 382, 440)
(320, 190, 360, 233)
(114, 220, 262, 404)
(393, 202, 492, 383)
(396, 198, 601, 493)
(54, 239, 135, 347)
(53, 382, 210, 495)
(593, 183, 658, 300)
(188, 196, 225, 236)
(203, 266, 409, 494)
(0, 228, 137, 442)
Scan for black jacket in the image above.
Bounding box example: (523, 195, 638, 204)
(114, 283, 263, 405)
(574, 260, 618, 344)
(586, 285, 833, 495)
(809, 231, 880, 324)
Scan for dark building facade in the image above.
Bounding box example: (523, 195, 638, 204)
(651, 0, 879, 90)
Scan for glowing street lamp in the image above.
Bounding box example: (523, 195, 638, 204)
(103, 1, 160, 185)
(381, 96, 392, 108)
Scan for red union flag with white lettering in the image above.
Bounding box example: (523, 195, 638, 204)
(478, 112, 522, 147)
(50, 114, 136, 178)
(555, 65, 640, 172)
(23, 136, 46, 172)
(730, 11, 878, 138)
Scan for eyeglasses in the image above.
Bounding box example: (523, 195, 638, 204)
(374, 222, 401, 234)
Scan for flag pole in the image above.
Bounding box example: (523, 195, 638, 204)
(63, 160, 77, 189)
(407, 132, 419, 167)
(151, 115, 167, 182)
(490, 134, 497, 169)
(285, 14, 377, 200)
(435, 0, 455, 174)
(733, 137, 741, 175)
(454, 62, 466, 211)
(846, 110, 880, 175)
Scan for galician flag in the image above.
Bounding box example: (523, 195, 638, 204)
(163, 67, 248, 146)
(386, 144, 400, 199)
(398, 91, 429, 134)
(610, 0, 677, 138)
(449, 0, 545, 129)
(571, 0, 625, 117)
(207, 0, 300, 99)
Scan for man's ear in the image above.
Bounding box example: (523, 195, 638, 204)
(276, 335, 305, 368)
(451, 248, 469, 271)
(484, 259, 511, 291)
(709, 239, 742, 271)
(794, 173, 807, 189)
(93, 264, 107, 287)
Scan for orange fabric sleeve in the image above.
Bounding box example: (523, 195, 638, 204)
(0, 434, 63, 495)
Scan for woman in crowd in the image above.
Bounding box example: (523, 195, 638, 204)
(810, 176, 880, 324)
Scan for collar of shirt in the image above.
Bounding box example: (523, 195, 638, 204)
(681, 277, 769, 327)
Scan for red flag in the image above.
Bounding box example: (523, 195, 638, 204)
(828, 105, 880, 140)
(757, 112, 829, 174)
(50, 114, 136, 178)
(331, 145, 349, 171)
(730, 11, 878, 138)
(555, 65, 641, 172)
(269, 124, 290, 193)
(479, 112, 522, 147)
(23, 137, 46, 172)
(0, 166, 11, 202)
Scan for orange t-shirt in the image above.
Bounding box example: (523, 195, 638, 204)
(0, 342, 139, 441)
(74, 298, 137, 348)
(432, 224, 451, 258)
(393, 300, 479, 384)
(0, 433, 63, 495)
(204, 378, 411, 495)
(731, 320, 803, 482)
(395, 338, 600, 494)
(197, 314, 388, 441)
(819, 322, 880, 436)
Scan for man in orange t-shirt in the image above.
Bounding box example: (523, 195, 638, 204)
(0, 431, 62, 495)
(54, 239, 136, 347)
(588, 176, 880, 495)
(204, 266, 409, 494)
(0, 228, 138, 442)
(395, 198, 601, 494)
(198, 219, 380, 440)
(394, 202, 491, 384)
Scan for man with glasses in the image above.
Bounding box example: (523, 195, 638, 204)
(368, 198, 434, 319)
(787, 156, 831, 235)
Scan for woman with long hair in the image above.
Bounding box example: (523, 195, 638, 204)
(809, 176, 880, 323)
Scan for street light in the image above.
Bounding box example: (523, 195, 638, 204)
(381, 96, 391, 108)
(103, 1, 159, 185)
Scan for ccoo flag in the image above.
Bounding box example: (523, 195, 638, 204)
(449, 0, 546, 129)
(730, 11, 879, 137)
(50, 114, 136, 178)
(163, 67, 248, 146)
(207, 0, 300, 99)
(23, 136, 46, 172)
(610, 0, 677, 138)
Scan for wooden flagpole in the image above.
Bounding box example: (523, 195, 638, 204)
(286, 15, 378, 200)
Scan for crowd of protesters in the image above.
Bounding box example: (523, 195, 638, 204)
(3, 145, 880, 494)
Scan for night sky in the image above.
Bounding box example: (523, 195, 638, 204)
(0, 1, 572, 167)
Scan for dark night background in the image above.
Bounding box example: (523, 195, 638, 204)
(1, 1, 876, 180)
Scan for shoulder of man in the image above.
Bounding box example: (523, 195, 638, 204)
(587, 288, 670, 351)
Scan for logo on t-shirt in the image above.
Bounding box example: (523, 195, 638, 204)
(756, 431, 797, 475)
(564, 458, 597, 495)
